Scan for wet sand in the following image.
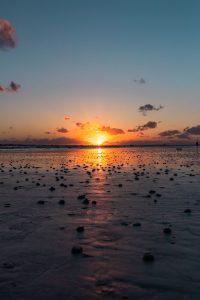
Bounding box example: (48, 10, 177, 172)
(0, 147, 200, 300)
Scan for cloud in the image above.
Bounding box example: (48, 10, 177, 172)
(64, 115, 70, 121)
(0, 19, 16, 50)
(176, 132, 191, 140)
(159, 130, 181, 137)
(7, 81, 21, 92)
(57, 127, 69, 133)
(138, 104, 164, 116)
(0, 85, 5, 92)
(128, 121, 158, 132)
(159, 125, 200, 140)
(76, 122, 90, 130)
(0, 81, 21, 93)
(185, 125, 200, 135)
(44, 131, 51, 135)
(134, 78, 146, 84)
(101, 126, 125, 135)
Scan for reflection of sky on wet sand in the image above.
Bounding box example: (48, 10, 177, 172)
(0, 147, 200, 299)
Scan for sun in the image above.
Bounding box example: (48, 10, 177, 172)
(96, 135, 105, 146)
(87, 133, 107, 146)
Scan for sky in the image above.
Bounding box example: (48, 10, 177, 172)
(1, 0, 200, 145)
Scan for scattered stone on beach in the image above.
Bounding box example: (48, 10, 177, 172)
(163, 227, 172, 234)
(71, 246, 83, 255)
(184, 208, 191, 213)
(76, 226, 84, 232)
(149, 189, 156, 194)
(77, 194, 86, 200)
(49, 186, 55, 191)
(82, 198, 89, 205)
(142, 252, 155, 262)
(133, 222, 141, 227)
(37, 200, 45, 205)
(58, 199, 65, 205)
(3, 262, 15, 269)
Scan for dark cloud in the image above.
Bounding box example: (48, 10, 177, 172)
(159, 125, 200, 140)
(8, 81, 21, 92)
(57, 127, 69, 133)
(139, 104, 164, 116)
(0, 81, 21, 93)
(134, 78, 146, 84)
(64, 115, 70, 121)
(185, 125, 200, 135)
(44, 131, 51, 135)
(101, 126, 125, 135)
(159, 130, 181, 137)
(0, 19, 16, 50)
(76, 122, 90, 130)
(128, 121, 157, 132)
(176, 133, 191, 140)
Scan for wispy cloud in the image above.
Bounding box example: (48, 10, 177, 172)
(159, 130, 181, 137)
(0, 81, 21, 93)
(101, 126, 125, 135)
(76, 122, 90, 130)
(139, 104, 164, 116)
(134, 78, 146, 84)
(0, 19, 16, 50)
(128, 121, 158, 132)
(64, 115, 70, 121)
(57, 127, 69, 133)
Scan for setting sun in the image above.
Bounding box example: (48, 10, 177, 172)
(86, 133, 107, 146)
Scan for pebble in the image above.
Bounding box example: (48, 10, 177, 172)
(71, 246, 83, 255)
(143, 253, 155, 262)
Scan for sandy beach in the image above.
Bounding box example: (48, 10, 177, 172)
(0, 147, 200, 300)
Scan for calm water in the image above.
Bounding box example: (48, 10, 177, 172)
(0, 147, 200, 300)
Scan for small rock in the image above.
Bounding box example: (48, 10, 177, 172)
(133, 222, 141, 227)
(76, 226, 84, 232)
(37, 200, 45, 205)
(77, 194, 85, 200)
(163, 227, 172, 234)
(58, 199, 65, 205)
(49, 186, 55, 191)
(71, 246, 83, 255)
(143, 252, 155, 262)
(82, 198, 89, 205)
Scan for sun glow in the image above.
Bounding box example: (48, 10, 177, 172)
(87, 133, 107, 146)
